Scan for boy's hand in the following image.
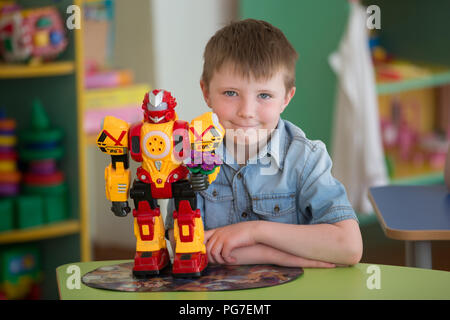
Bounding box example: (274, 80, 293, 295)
(204, 222, 258, 264)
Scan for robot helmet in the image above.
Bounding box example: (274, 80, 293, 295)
(142, 89, 177, 123)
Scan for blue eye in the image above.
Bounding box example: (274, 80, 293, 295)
(258, 93, 271, 99)
(224, 91, 237, 97)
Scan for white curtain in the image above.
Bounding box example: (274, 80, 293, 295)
(329, 2, 388, 214)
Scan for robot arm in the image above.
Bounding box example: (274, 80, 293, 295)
(96, 116, 131, 217)
(187, 112, 225, 190)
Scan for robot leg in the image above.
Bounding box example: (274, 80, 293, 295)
(130, 180, 169, 278)
(171, 180, 207, 277)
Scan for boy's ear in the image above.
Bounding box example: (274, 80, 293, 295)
(281, 86, 296, 113)
(200, 80, 211, 108)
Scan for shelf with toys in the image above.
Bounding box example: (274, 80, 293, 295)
(376, 63, 450, 96)
(0, 0, 90, 299)
(0, 219, 80, 245)
(0, 60, 75, 78)
(370, 32, 449, 186)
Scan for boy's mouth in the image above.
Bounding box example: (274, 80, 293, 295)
(229, 122, 259, 129)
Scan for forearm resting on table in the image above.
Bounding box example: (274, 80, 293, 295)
(222, 243, 336, 268)
(254, 219, 363, 266)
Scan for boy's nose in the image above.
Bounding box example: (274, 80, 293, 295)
(237, 97, 255, 119)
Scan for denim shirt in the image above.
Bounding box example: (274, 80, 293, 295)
(165, 118, 357, 231)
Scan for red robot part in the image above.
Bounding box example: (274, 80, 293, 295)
(172, 200, 207, 277)
(172, 252, 207, 278)
(132, 201, 160, 241)
(133, 249, 170, 277)
(132, 201, 170, 277)
(129, 122, 143, 162)
(136, 165, 189, 198)
(142, 89, 177, 124)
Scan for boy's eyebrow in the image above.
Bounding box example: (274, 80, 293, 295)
(257, 89, 277, 94)
(218, 86, 240, 91)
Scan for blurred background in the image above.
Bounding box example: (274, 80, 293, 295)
(0, 0, 448, 299)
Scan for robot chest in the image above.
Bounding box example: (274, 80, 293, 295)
(141, 125, 173, 161)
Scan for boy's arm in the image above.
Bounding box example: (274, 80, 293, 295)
(218, 243, 336, 268)
(205, 219, 362, 266)
(445, 145, 450, 190)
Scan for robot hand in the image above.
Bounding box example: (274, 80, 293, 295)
(190, 172, 210, 191)
(111, 201, 131, 217)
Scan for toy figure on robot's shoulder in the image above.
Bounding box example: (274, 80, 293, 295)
(96, 89, 224, 278)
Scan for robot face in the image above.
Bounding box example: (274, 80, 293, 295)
(147, 90, 168, 111)
(142, 89, 177, 123)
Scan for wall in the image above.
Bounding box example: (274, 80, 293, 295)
(88, 0, 237, 249)
(241, 0, 349, 149)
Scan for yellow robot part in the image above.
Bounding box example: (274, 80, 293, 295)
(189, 112, 225, 153)
(134, 216, 167, 252)
(97, 116, 130, 156)
(104, 162, 130, 202)
(173, 217, 206, 254)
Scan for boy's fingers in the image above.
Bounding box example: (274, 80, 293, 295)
(204, 230, 213, 243)
(223, 255, 237, 264)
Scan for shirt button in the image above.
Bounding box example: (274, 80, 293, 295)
(237, 172, 243, 179)
(274, 205, 280, 213)
(212, 190, 218, 197)
(241, 212, 248, 218)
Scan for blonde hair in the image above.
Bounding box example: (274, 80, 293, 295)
(202, 19, 298, 91)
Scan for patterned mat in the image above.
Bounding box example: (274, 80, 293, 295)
(82, 262, 303, 292)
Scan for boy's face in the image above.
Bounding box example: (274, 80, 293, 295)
(200, 63, 295, 145)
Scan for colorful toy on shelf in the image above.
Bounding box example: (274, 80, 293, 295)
(0, 245, 42, 300)
(97, 89, 224, 278)
(17, 99, 67, 227)
(0, 5, 67, 63)
(0, 109, 20, 197)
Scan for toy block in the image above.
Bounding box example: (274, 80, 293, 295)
(0, 198, 14, 232)
(43, 194, 67, 223)
(15, 196, 44, 229)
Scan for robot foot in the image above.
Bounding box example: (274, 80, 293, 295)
(172, 252, 207, 278)
(132, 248, 170, 278)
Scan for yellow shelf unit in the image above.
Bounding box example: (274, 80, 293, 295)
(0, 61, 75, 79)
(0, 220, 81, 245)
(0, 0, 90, 266)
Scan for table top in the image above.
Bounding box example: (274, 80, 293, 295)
(56, 260, 450, 300)
(369, 185, 450, 241)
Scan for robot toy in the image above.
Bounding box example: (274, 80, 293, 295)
(96, 89, 224, 278)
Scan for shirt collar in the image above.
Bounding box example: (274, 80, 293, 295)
(215, 118, 287, 171)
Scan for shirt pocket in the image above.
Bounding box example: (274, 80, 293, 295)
(200, 184, 234, 229)
(251, 192, 297, 223)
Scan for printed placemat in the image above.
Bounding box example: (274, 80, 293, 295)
(82, 262, 303, 292)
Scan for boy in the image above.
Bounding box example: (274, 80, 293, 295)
(166, 19, 363, 268)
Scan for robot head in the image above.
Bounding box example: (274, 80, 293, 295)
(142, 89, 177, 123)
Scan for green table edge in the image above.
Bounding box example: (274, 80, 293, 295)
(56, 260, 450, 300)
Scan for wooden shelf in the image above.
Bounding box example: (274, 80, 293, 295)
(0, 220, 81, 245)
(376, 66, 450, 95)
(0, 61, 75, 79)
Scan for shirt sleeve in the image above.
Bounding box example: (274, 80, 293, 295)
(297, 141, 358, 225)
